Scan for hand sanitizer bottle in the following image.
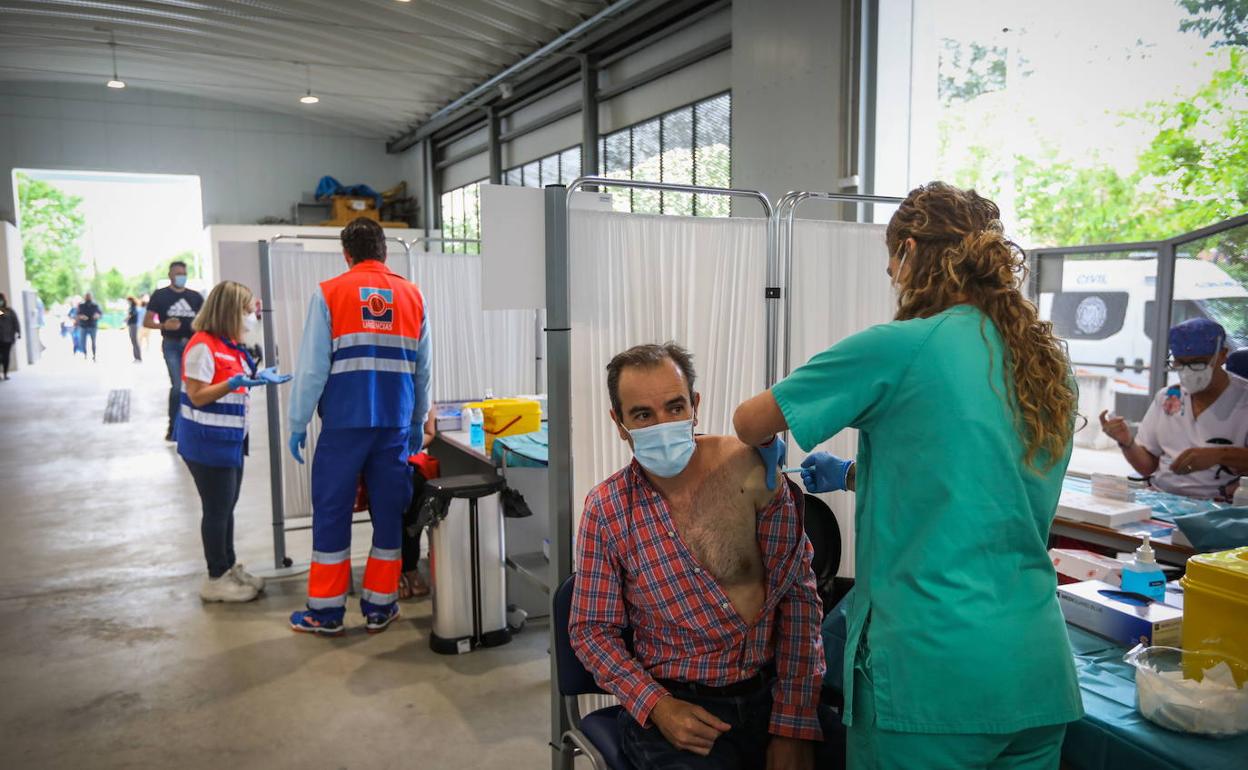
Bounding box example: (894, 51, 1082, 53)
(469, 407, 485, 451)
(1120, 535, 1166, 602)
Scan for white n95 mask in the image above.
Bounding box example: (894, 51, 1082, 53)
(241, 312, 259, 335)
(1178, 366, 1214, 394)
(629, 419, 696, 478)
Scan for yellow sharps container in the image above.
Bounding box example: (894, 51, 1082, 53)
(461, 398, 542, 455)
(1180, 546, 1248, 684)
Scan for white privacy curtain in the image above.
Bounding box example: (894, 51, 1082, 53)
(409, 252, 537, 402)
(569, 210, 769, 525)
(268, 240, 414, 520)
(786, 220, 893, 576)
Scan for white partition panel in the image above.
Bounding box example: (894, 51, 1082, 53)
(411, 252, 537, 402)
(787, 220, 893, 576)
(568, 211, 769, 526)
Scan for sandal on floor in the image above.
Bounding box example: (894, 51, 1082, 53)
(399, 571, 430, 599)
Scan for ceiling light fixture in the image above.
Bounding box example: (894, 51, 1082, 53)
(106, 32, 125, 89)
(300, 63, 318, 104)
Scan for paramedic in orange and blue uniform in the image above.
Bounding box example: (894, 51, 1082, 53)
(287, 218, 432, 636)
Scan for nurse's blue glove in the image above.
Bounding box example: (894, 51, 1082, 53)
(289, 431, 307, 465)
(227, 373, 266, 389)
(799, 452, 854, 493)
(257, 366, 292, 385)
(756, 436, 787, 491)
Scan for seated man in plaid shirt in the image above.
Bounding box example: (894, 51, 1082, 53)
(570, 342, 824, 770)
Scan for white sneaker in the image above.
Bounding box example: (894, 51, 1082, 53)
(228, 563, 265, 592)
(200, 575, 258, 603)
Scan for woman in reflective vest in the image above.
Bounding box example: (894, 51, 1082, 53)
(177, 280, 291, 604)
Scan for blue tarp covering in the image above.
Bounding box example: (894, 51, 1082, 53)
(314, 175, 382, 209)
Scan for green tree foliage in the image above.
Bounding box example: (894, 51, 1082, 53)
(939, 39, 1009, 105)
(1011, 49, 1247, 254)
(16, 173, 86, 304)
(91, 266, 128, 302)
(1179, 0, 1248, 46)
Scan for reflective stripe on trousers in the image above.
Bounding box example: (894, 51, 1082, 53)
(308, 547, 350, 610)
(361, 545, 402, 606)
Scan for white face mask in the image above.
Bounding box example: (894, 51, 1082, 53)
(241, 312, 258, 335)
(1178, 365, 1214, 394)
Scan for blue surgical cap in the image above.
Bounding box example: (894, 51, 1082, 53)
(1228, 348, 1248, 379)
(1168, 318, 1226, 358)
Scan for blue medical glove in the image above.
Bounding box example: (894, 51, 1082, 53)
(227, 373, 266, 389)
(257, 366, 292, 385)
(289, 431, 307, 465)
(756, 436, 787, 491)
(407, 430, 424, 457)
(799, 452, 854, 493)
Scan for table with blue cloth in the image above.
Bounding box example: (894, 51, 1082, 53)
(1063, 624, 1247, 770)
(819, 594, 1246, 770)
(1052, 477, 1244, 565)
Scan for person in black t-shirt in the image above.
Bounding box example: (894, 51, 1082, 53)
(76, 292, 102, 361)
(144, 260, 204, 440)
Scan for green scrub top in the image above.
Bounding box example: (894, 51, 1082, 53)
(773, 305, 1084, 734)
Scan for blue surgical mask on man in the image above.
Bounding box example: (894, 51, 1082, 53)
(629, 418, 696, 478)
(173, 274, 188, 289)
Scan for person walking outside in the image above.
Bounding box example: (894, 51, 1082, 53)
(0, 292, 20, 380)
(145, 261, 204, 441)
(287, 218, 432, 636)
(125, 296, 142, 363)
(76, 292, 102, 362)
(177, 280, 291, 602)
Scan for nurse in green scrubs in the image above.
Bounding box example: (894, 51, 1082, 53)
(734, 182, 1084, 769)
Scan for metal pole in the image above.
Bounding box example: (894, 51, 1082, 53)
(1150, 240, 1177, 396)
(258, 239, 288, 570)
(544, 184, 573, 770)
(857, 0, 881, 223)
(580, 54, 599, 183)
(487, 106, 502, 185)
(423, 138, 437, 233)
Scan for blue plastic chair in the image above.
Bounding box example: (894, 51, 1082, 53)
(553, 574, 635, 770)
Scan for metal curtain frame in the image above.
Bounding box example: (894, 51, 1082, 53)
(258, 233, 413, 571)
(545, 177, 773, 770)
(772, 191, 905, 384)
(1026, 211, 1248, 400)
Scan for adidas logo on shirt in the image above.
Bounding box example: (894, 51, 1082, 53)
(167, 298, 198, 319)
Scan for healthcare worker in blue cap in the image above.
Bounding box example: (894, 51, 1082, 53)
(1100, 318, 1248, 502)
(735, 182, 1083, 769)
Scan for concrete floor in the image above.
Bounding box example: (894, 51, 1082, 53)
(0, 329, 557, 769)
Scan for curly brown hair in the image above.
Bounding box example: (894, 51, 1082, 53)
(886, 182, 1076, 471)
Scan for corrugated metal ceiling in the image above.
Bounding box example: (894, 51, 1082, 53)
(0, 0, 610, 138)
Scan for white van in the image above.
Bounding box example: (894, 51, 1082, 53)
(1039, 258, 1248, 421)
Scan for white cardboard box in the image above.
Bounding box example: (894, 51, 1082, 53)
(1057, 490, 1153, 528)
(1050, 549, 1127, 585)
(1058, 579, 1183, 647)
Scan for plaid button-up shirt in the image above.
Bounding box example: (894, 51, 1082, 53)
(569, 460, 825, 740)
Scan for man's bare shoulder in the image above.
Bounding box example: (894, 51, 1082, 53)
(693, 435, 773, 504)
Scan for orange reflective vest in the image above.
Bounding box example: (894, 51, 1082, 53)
(176, 332, 251, 468)
(318, 260, 425, 429)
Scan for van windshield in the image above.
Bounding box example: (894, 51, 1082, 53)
(1196, 298, 1248, 343)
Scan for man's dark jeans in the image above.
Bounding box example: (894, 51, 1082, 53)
(162, 337, 188, 433)
(619, 685, 773, 769)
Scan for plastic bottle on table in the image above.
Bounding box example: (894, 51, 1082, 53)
(469, 407, 485, 451)
(1121, 534, 1166, 602)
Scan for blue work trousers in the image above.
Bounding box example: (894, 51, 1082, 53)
(309, 426, 412, 620)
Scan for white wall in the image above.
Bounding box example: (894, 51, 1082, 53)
(0, 82, 405, 226)
(731, 0, 851, 210)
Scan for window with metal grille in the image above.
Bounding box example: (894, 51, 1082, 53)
(598, 92, 731, 216)
(503, 145, 583, 188)
(438, 181, 482, 254)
